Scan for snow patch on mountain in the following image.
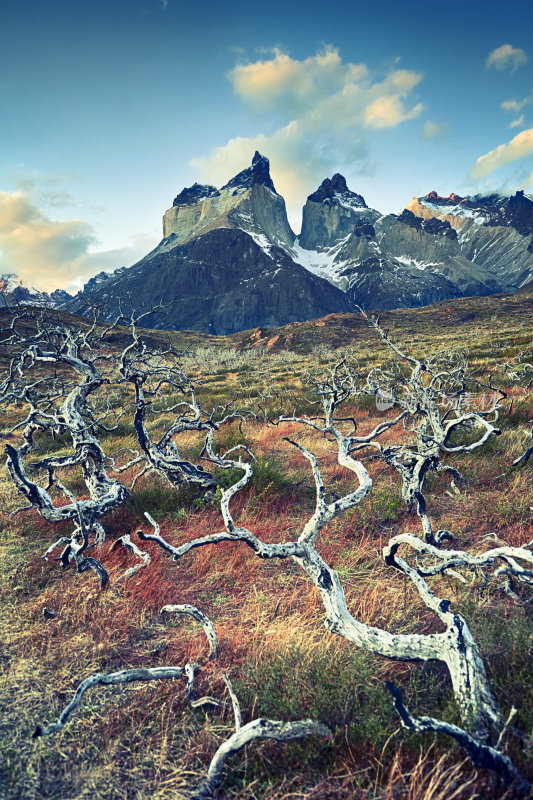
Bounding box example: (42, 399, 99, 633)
(423, 201, 489, 223)
(290, 236, 350, 281)
(394, 255, 441, 271)
(245, 229, 274, 253)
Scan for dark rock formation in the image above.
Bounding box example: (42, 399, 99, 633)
(352, 223, 376, 239)
(222, 151, 277, 194)
(308, 174, 367, 207)
(504, 190, 533, 236)
(397, 209, 457, 240)
(343, 256, 461, 310)
(66, 229, 355, 335)
(299, 177, 379, 251)
(173, 183, 220, 207)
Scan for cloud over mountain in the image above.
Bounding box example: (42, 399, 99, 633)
(0, 190, 155, 292)
(0, 191, 97, 291)
(192, 47, 424, 225)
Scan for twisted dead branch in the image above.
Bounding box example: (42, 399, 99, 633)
(4, 305, 530, 794)
(385, 682, 529, 794)
(111, 533, 151, 583)
(132, 335, 529, 790)
(1, 309, 128, 578)
(33, 603, 330, 799)
(116, 307, 246, 491)
(352, 310, 504, 545)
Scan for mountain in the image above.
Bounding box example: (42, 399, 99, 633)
(288, 177, 501, 309)
(0, 273, 72, 309)
(162, 151, 295, 252)
(62, 155, 529, 332)
(406, 190, 533, 290)
(298, 174, 380, 250)
(64, 155, 355, 334)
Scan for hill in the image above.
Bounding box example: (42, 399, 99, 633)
(0, 285, 532, 800)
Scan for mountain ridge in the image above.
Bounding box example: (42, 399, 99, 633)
(56, 153, 533, 333)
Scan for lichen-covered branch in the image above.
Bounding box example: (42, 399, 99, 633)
(33, 666, 187, 738)
(1, 311, 128, 566)
(116, 313, 219, 490)
(161, 603, 219, 659)
(111, 533, 151, 583)
(351, 310, 504, 544)
(191, 718, 332, 800)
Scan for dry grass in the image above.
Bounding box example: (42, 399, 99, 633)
(1, 299, 532, 799)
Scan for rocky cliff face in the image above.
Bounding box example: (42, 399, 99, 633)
(342, 256, 461, 310)
(162, 151, 295, 252)
(406, 191, 533, 289)
(374, 214, 501, 297)
(299, 174, 379, 251)
(289, 178, 502, 308)
(67, 228, 355, 334)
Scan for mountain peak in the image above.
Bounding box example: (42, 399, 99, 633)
(417, 189, 533, 237)
(222, 151, 277, 194)
(424, 190, 466, 204)
(308, 174, 367, 208)
(172, 183, 220, 207)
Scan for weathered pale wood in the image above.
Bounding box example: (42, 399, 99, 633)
(191, 719, 331, 800)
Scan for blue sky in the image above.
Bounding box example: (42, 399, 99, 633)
(1, 0, 532, 290)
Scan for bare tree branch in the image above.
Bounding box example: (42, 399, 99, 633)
(191, 718, 332, 800)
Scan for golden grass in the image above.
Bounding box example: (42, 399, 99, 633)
(1, 301, 532, 799)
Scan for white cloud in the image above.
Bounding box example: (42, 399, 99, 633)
(193, 47, 423, 225)
(229, 47, 369, 113)
(486, 44, 528, 73)
(422, 120, 447, 140)
(0, 190, 152, 292)
(364, 96, 423, 129)
(501, 98, 528, 113)
(0, 191, 96, 291)
(470, 128, 533, 179)
(509, 114, 525, 129)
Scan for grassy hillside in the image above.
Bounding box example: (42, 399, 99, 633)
(1, 292, 532, 799)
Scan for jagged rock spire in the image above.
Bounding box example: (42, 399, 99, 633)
(222, 151, 277, 193)
(308, 174, 367, 207)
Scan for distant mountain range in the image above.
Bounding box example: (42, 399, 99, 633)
(5, 153, 533, 333)
(0, 273, 72, 309)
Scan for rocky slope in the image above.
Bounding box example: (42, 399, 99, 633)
(162, 151, 295, 252)
(288, 177, 501, 308)
(66, 227, 355, 334)
(299, 174, 380, 250)
(406, 190, 533, 290)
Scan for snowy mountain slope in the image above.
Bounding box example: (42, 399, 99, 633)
(0, 273, 72, 309)
(406, 191, 533, 289)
